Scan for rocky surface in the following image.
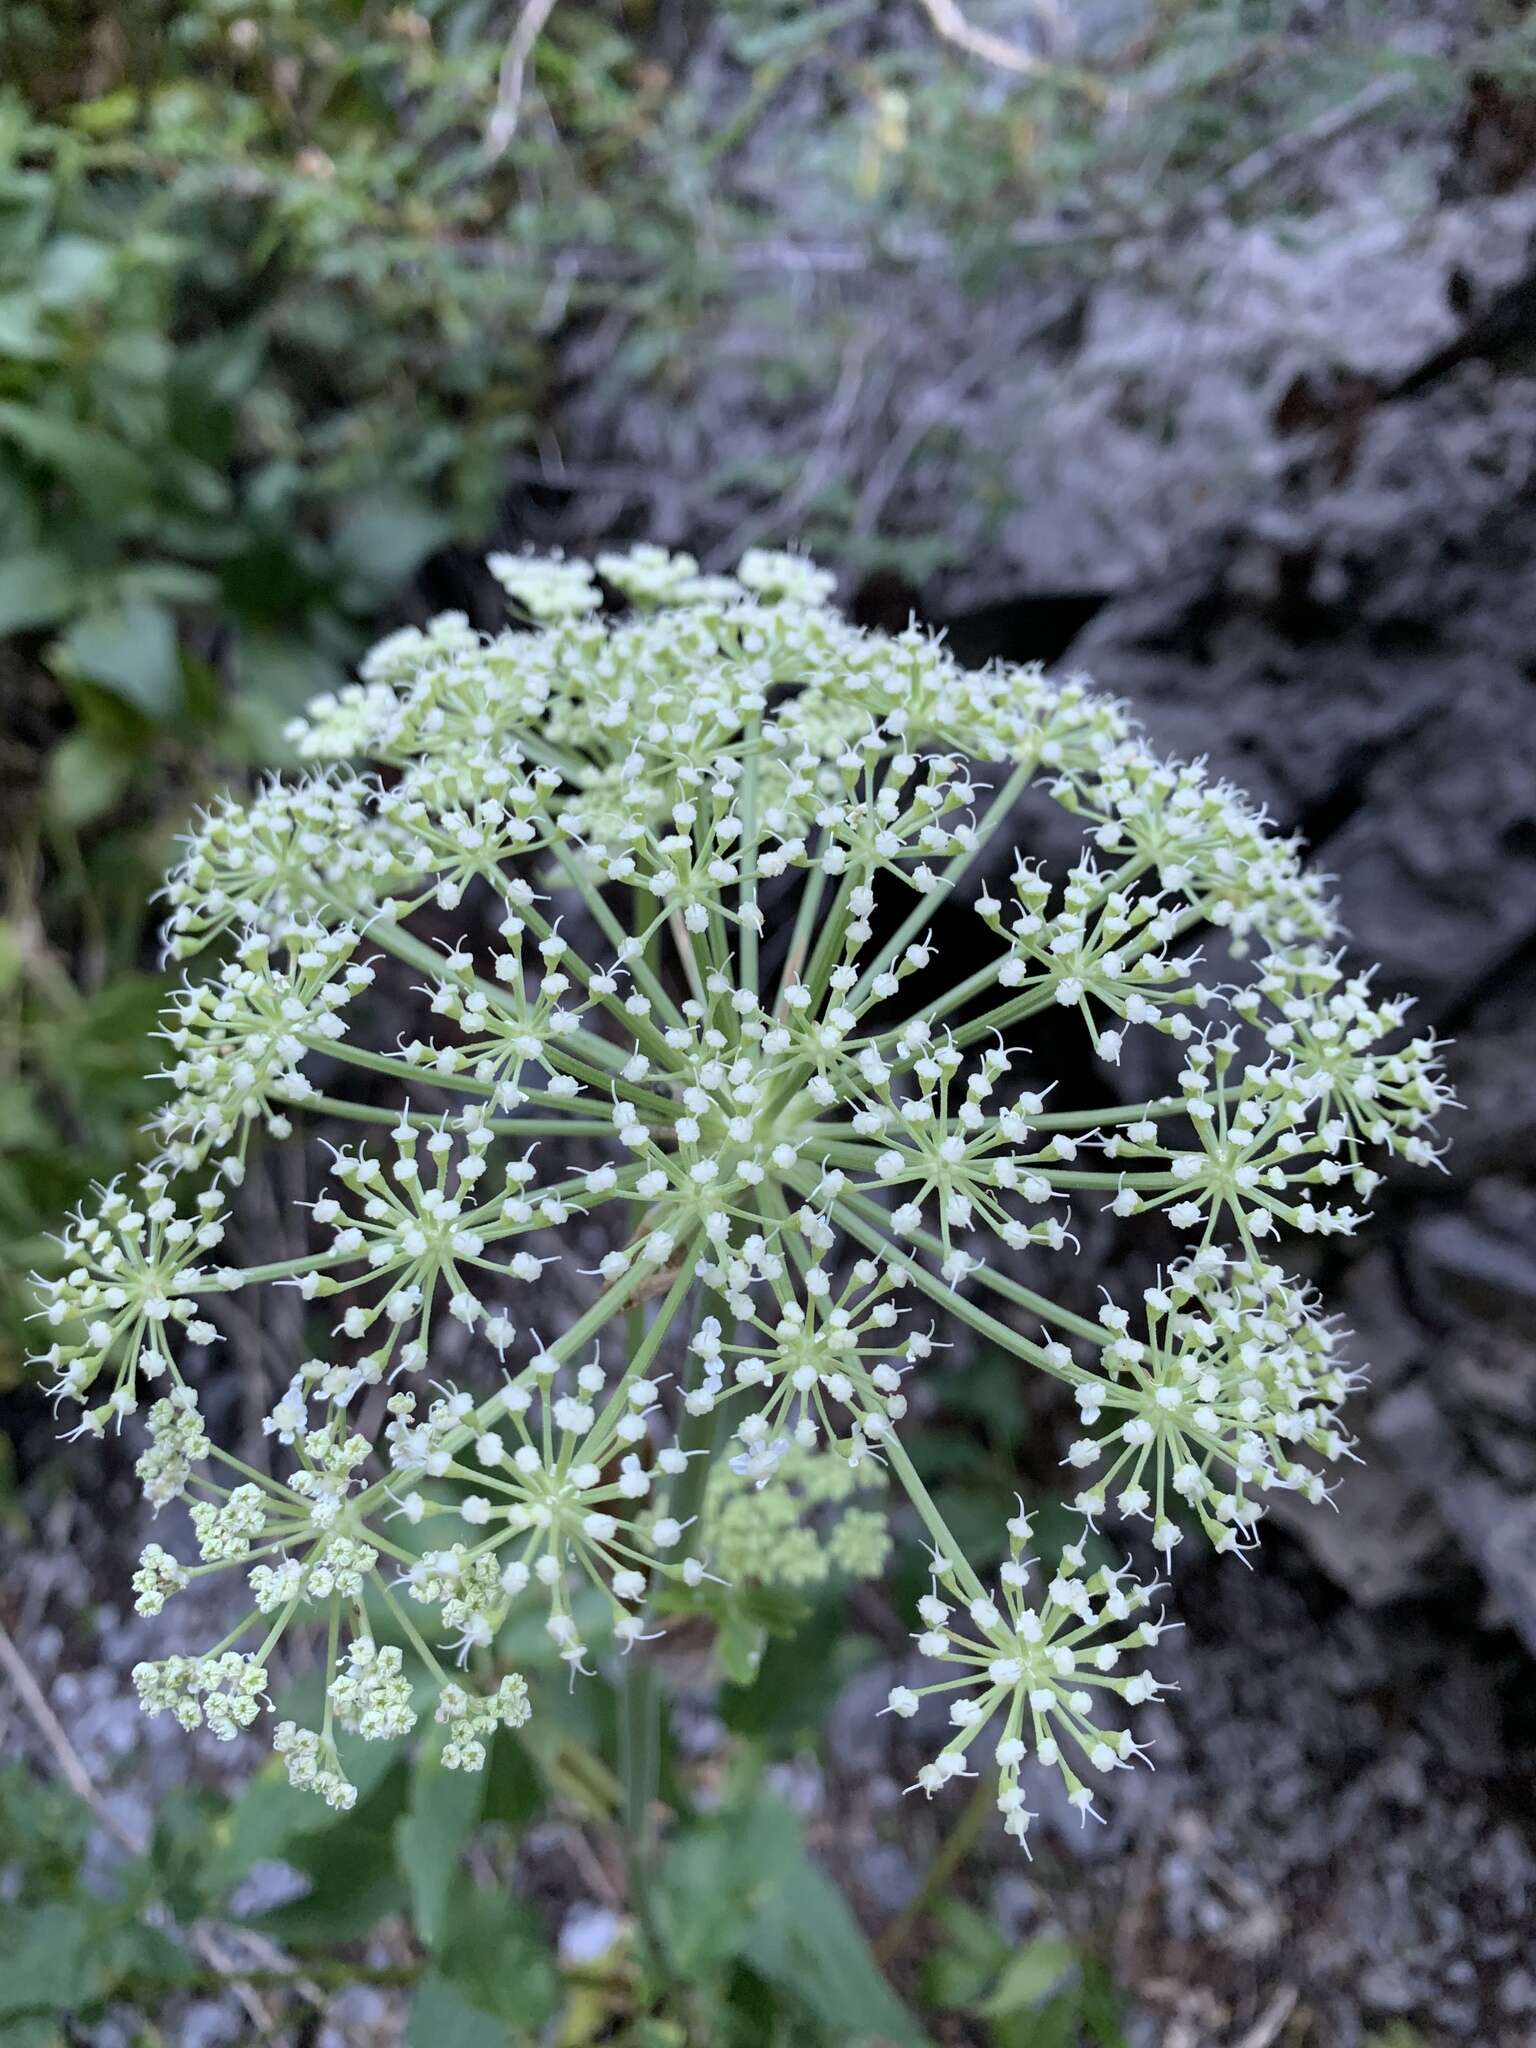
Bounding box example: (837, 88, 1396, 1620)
(531, 2, 1536, 617)
(1009, 283, 1536, 2048)
(1070, 357, 1536, 1661)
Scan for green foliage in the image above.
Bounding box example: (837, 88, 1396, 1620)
(0, 1, 548, 779)
(0, 833, 172, 1382)
(0, 1694, 1140, 2043)
(923, 1901, 1125, 2048)
(0, 1657, 947, 2045)
(654, 1770, 923, 2046)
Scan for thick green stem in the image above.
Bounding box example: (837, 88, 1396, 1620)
(618, 1658, 685, 2016)
(883, 1431, 989, 1607)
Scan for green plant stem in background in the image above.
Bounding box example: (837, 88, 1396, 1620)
(618, 1656, 684, 2019)
(874, 1772, 993, 1965)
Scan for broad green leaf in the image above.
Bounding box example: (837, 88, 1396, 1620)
(433, 1883, 558, 2027)
(397, 1746, 485, 1949)
(65, 90, 137, 135)
(0, 1906, 93, 2020)
(0, 1771, 89, 1897)
(43, 728, 134, 828)
(234, 629, 348, 717)
(729, 0, 868, 65)
(0, 469, 40, 551)
(656, 1826, 754, 1980)
(0, 402, 152, 511)
(211, 1730, 408, 1902)
(224, 631, 351, 764)
(56, 602, 181, 720)
(33, 236, 114, 312)
(1077, 1957, 1129, 2048)
(988, 1997, 1083, 2048)
(659, 1781, 923, 2045)
(744, 1854, 925, 2046)
(976, 1937, 1079, 2018)
(717, 1611, 767, 1687)
(0, 550, 81, 635)
(922, 1900, 1010, 2011)
(0, 2017, 67, 2048)
(331, 489, 450, 603)
(0, 294, 54, 361)
(173, 325, 267, 409)
(156, 446, 231, 516)
(722, 1596, 874, 1750)
(111, 561, 219, 608)
(405, 1974, 508, 2048)
(481, 1725, 544, 1830)
(254, 1812, 408, 1947)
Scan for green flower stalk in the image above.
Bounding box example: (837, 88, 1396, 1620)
(31, 545, 1450, 1832)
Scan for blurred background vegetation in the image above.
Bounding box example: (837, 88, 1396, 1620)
(2, 4, 1531, 2042)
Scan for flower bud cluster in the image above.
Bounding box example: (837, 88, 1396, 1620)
(704, 1442, 890, 1591)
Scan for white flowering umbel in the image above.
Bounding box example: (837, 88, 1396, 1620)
(33, 546, 1449, 1832)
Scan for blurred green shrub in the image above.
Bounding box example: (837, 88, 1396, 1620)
(0, 0, 570, 774)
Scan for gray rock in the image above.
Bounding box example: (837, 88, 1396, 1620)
(1411, 1211, 1536, 1322)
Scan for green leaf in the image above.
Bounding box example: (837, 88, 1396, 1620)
(0, 402, 152, 512)
(0, 1770, 90, 1898)
(65, 90, 137, 136)
(56, 601, 181, 720)
(112, 561, 219, 608)
(480, 1726, 545, 1830)
(43, 728, 134, 828)
(405, 1973, 509, 2048)
(211, 1709, 409, 1914)
(0, 550, 81, 635)
(397, 1745, 485, 1950)
(722, 1597, 874, 1751)
(659, 1780, 923, 2045)
(922, 1901, 1010, 2011)
(174, 325, 267, 409)
(331, 489, 450, 605)
(33, 235, 114, 312)
(0, 1906, 94, 2020)
(729, 0, 868, 64)
(717, 1611, 767, 1687)
(433, 1883, 558, 2028)
(254, 1811, 407, 1947)
(157, 446, 231, 517)
(234, 630, 347, 719)
(976, 1938, 1079, 2019)
(0, 295, 56, 362)
(0, 2019, 67, 2048)
(744, 1854, 925, 2046)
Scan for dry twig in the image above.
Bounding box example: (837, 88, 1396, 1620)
(917, 0, 1050, 76)
(487, 0, 561, 158)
